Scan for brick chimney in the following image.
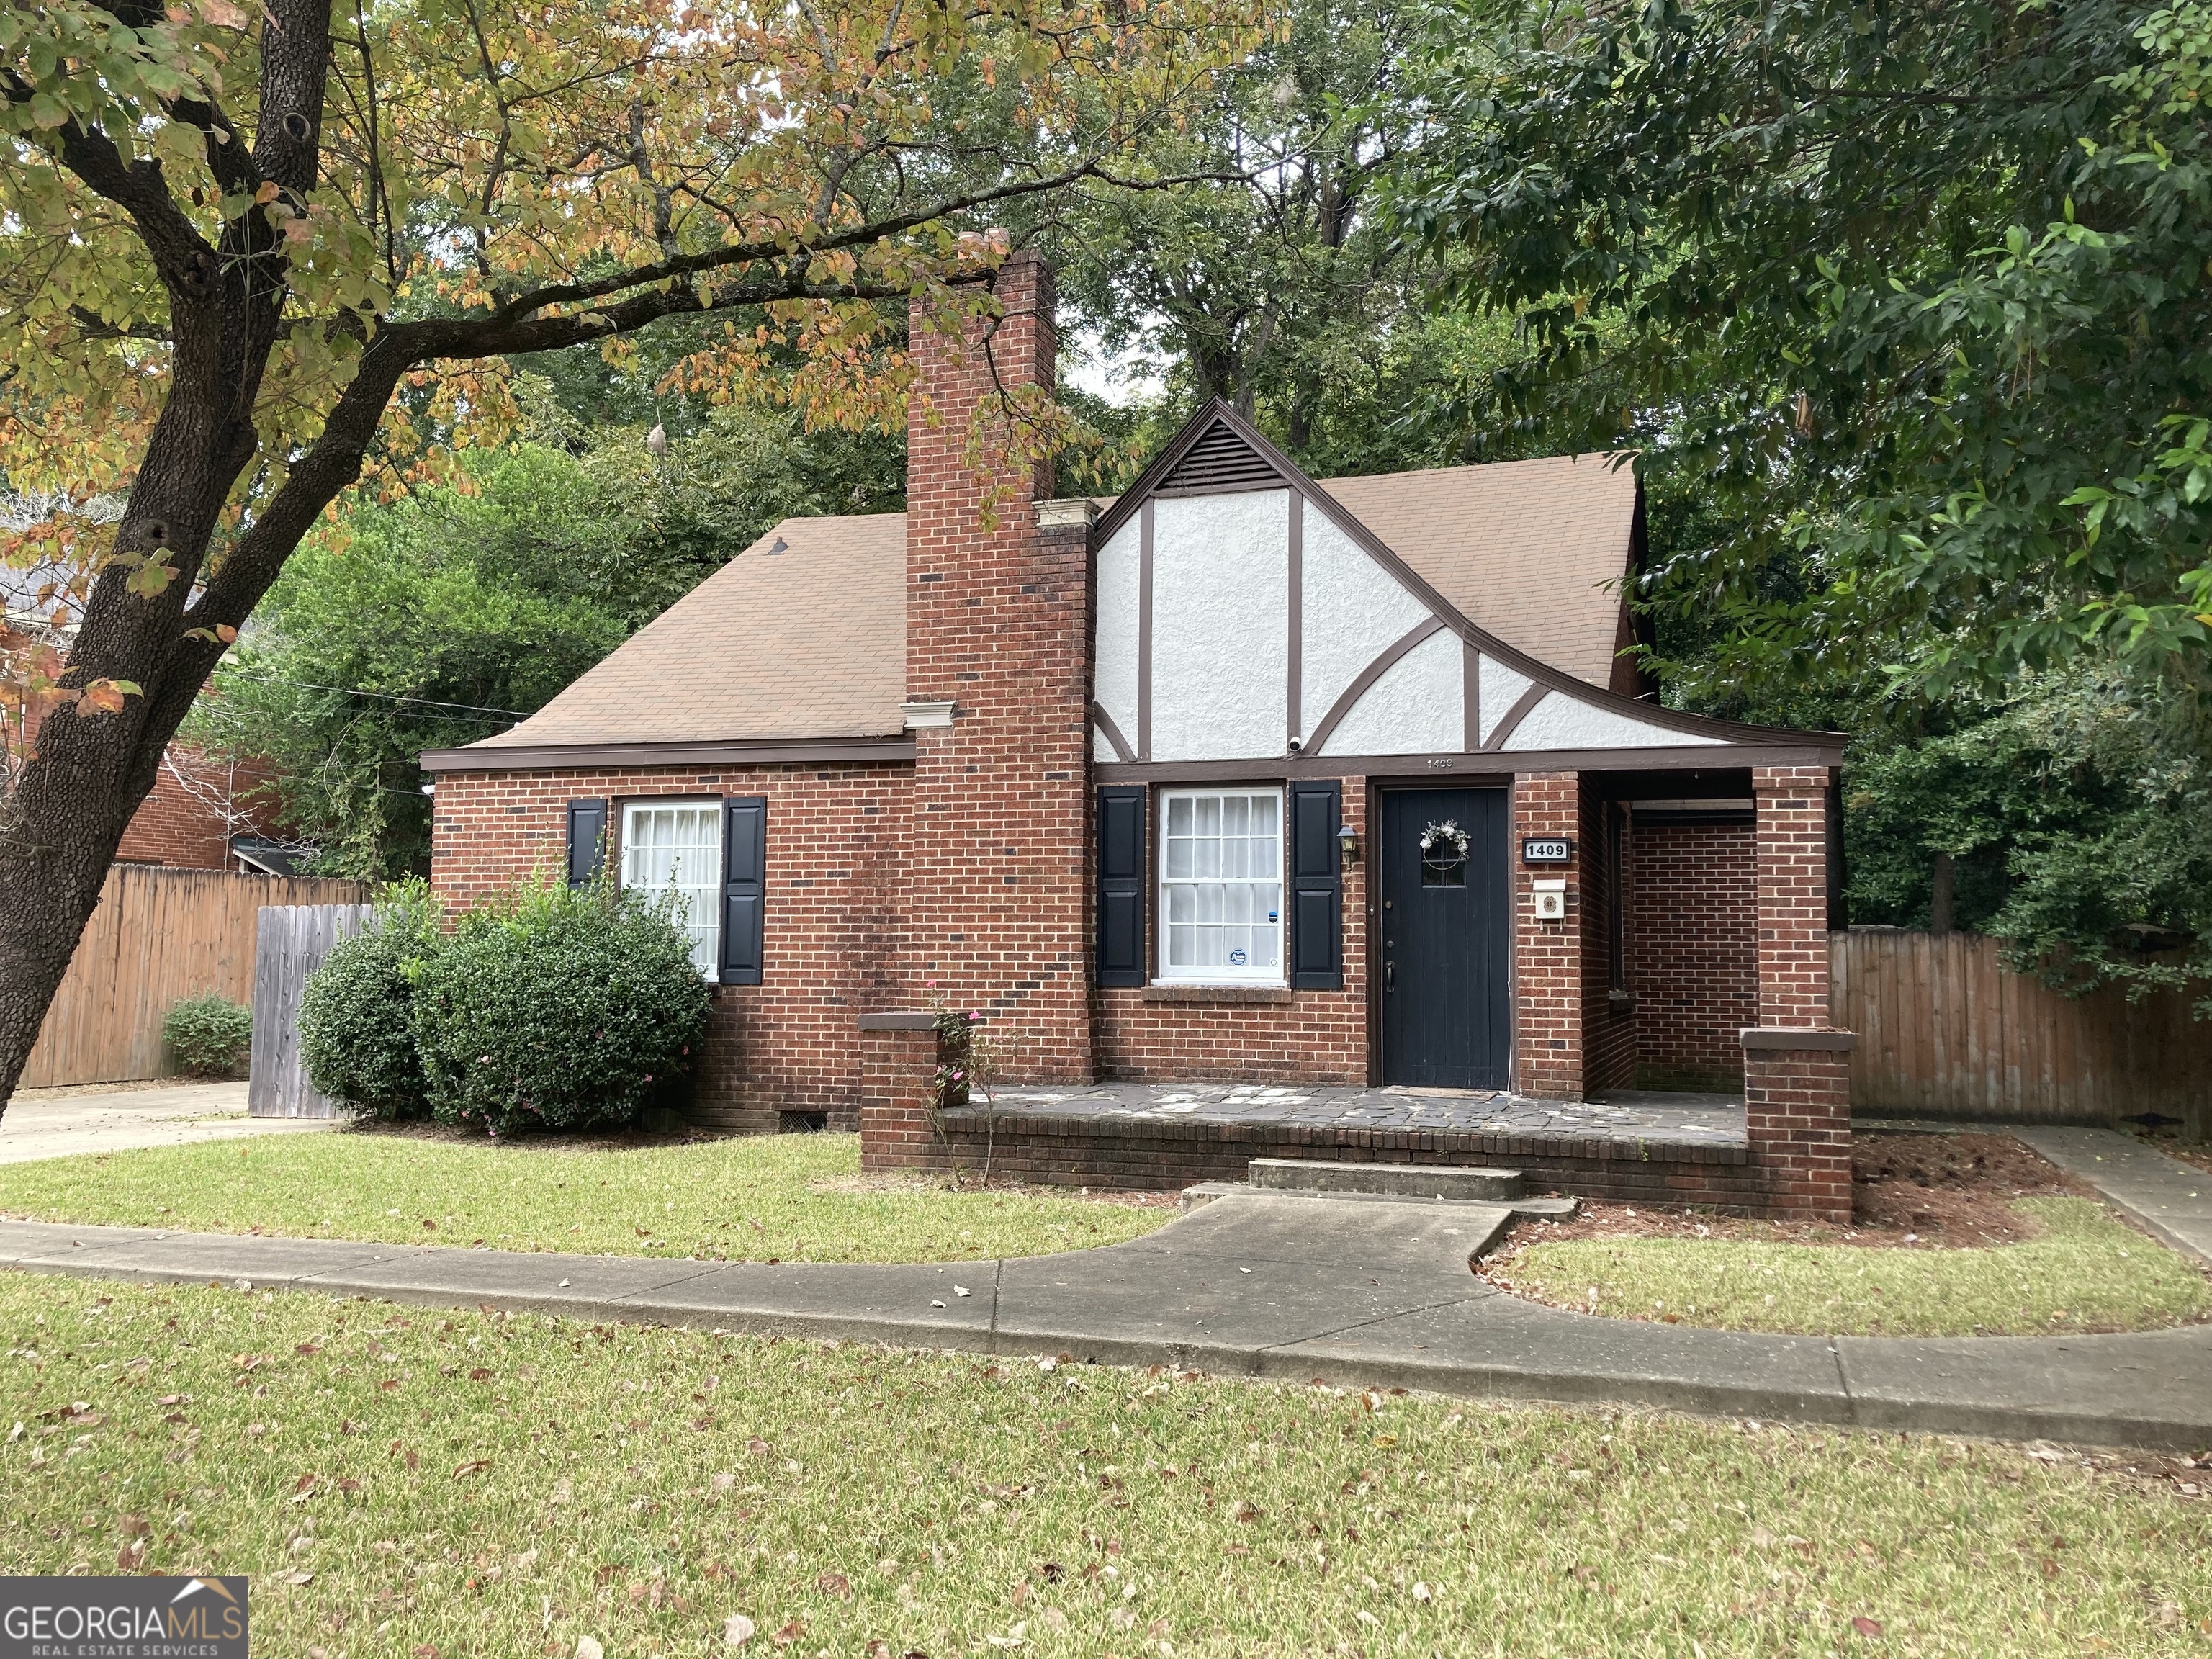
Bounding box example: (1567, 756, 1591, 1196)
(901, 253, 1096, 1081)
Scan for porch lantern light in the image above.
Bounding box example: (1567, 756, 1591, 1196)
(1336, 823, 1359, 867)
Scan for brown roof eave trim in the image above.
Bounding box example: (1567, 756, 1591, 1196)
(419, 737, 918, 773)
(1092, 741, 1845, 785)
(1096, 399, 1848, 755)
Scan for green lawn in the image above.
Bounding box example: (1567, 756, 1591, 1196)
(4, 1277, 2208, 1657)
(0, 1130, 1169, 1264)
(1497, 1197, 2212, 1336)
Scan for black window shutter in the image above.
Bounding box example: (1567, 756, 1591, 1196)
(565, 799, 608, 886)
(1095, 786, 1147, 987)
(1288, 781, 1343, 990)
(720, 796, 767, 985)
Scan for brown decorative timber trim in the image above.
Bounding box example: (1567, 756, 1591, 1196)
(1090, 701, 1137, 763)
(1307, 617, 1448, 757)
(1087, 398, 1848, 757)
(1092, 742, 1842, 785)
(1138, 497, 1154, 762)
(1462, 642, 1481, 754)
(421, 736, 917, 773)
(1287, 490, 1303, 747)
(1478, 681, 1550, 753)
(1740, 1027, 1857, 1051)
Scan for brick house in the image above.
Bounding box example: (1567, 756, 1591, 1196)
(421, 256, 1854, 1218)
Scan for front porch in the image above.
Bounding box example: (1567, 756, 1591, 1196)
(920, 1081, 1768, 1208)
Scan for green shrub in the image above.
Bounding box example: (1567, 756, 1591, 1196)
(298, 881, 441, 1118)
(410, 873, 711, 1136)
(163, 994, 252, 1078)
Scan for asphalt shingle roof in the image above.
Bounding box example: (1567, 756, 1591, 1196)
(466, 456, 1637, 751)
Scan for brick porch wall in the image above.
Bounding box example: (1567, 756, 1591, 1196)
(1094, 780, 1369, 1084)
(428, 760, 909, 1131)
(1745, 765, 1852, 1222)
(1629, 819, 1757, 1089)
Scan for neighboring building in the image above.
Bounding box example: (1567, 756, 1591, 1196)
(421, 256, 1853, 1217)
(117, 744, 297, 871)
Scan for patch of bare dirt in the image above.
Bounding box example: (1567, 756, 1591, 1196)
(1509, 1132, 2097, 1252)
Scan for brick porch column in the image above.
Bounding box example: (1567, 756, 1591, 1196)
(858, 1013, 948, 1172)
(1513, 771, 1583, 1100)
(1745, 765, 1854, 1221)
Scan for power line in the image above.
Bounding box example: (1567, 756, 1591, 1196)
(218, 672, 532, 720)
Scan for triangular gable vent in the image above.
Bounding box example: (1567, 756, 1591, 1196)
(1159, 418, 1284, 494)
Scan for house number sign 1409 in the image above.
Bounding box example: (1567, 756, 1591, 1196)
(1521, 837, 1573, 864)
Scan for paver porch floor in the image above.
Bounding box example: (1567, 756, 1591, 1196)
(984, 1082, 1748, 1151)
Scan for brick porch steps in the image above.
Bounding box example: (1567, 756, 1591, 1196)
(930, 1100, 1765, 1208)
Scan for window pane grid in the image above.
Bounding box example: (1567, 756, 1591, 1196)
(1159, 789, 1282, 979)
(621, 803, 721, 979)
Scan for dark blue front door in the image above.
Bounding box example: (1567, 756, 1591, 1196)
(1377, 787, 1511, 1089)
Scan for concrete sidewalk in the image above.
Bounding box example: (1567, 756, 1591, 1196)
(0, 1082, 331, 1165)
(6, 1191, 2208, 1450)
(2010, 1125, 2212, 1267)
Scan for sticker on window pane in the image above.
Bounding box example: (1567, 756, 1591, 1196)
(1229, 948, 1247, 966)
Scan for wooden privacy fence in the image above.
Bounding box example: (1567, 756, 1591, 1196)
(248, 902, 374, 1119)
(1833, 929, 2208, 1135)
(20, 864, 368, 1089)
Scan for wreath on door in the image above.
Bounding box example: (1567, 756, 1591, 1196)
(1419, 819, 1470, 879)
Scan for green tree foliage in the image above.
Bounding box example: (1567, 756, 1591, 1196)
(410, 876, 711, 1138)
(1845, 669, 2212, 1007)
(184, 400, 902, 878)
(1391, 0, 2212, 701)
(1389, 0, 2212, 993)
(1049, 0, 1534, 483)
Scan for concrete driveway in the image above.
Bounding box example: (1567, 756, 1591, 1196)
(0, 1082, 333, 1165)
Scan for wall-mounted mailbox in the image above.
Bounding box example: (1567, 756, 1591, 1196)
(1531, 877, 1567, 920)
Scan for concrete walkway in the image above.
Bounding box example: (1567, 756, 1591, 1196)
(0, 1082, 331, 1165)
(2010, 1125, 2212, 1267)
(6, 1190, 2208, 1449)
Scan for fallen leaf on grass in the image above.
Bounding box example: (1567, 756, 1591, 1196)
(575, 1639, 603, 1659)
(1852, 1617, 1885, 1637)
(467, 1367, 491, 1382)
(453, 1458, 490, 1480)
(817, 1573, 852, 1599)
(285, 1570, 313, 1586)
(771, 1617, 806, 1645)
(722, 1612, 755, 1647)
(295, 1343, 320, 1356)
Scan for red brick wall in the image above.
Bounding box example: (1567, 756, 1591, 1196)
(1513, 772, 1583, 1099)
(1629, 819, 1756, 1089)
(1095, 780, 1369, 1083)
(901, 253, 1096, 1082)
(114, 745, 268, 868)
(428, 761, 909, 1131)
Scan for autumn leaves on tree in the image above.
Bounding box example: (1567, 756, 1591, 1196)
(0, 0, 1262, 1102)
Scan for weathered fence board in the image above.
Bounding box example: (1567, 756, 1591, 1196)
(247, 902, 374, 1119)
(19, 866, 368, 1090)
(1834, 930, 2208, 1134)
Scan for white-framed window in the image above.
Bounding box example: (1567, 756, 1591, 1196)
(1158, 787, 1284, 981)
(620, 800, 722, 979)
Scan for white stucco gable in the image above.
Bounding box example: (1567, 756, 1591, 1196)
(1085, 406, 1748, 767)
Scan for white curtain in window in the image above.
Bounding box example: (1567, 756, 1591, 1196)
(621, 803, 722, 977)
(1161, 789, 1282, 978)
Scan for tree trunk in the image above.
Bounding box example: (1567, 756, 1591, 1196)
(1929, 849, 1955, 935)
